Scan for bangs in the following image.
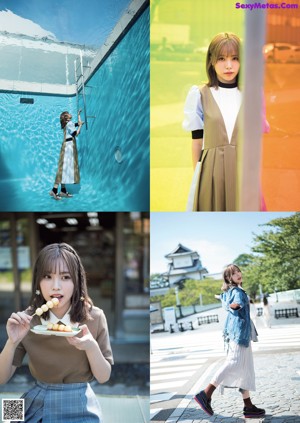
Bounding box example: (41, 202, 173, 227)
(223, 263, 241, 284)
(38, 248, 68, 276)
(43, 257, 69, 275)
(209, 33, 240, 66)
(227, 264, 241, 275)
(218, 39, 239, 58)
(35, 245, 78, 290)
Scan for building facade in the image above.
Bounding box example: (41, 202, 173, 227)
(165, 243, 208, 286)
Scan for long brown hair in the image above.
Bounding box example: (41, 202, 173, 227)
(60, 111, 70, 129)
(206, 32, 241, 89)
(221, 264, 242, 292)
(28, 243, 93, 322)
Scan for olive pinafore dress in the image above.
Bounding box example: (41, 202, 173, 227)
(193, 85, 241, 211)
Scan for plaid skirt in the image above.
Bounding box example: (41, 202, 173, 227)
(19, 381, 102, 423)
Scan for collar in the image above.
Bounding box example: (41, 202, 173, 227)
(40, 308, 78, 326)
(218, 80, 238, 89)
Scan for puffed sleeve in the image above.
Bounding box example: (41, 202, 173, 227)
(182, 85, 204, 138)
(66, 121, 77, 137)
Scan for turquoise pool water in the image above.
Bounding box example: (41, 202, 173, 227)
(0, 7, 149, 211)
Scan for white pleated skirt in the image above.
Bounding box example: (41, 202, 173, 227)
(211, 341, 256, 392)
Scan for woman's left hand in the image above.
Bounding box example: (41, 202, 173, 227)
(66, 324, 97, 351)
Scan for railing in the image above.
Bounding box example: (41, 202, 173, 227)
(74, 52, 96, 130)
(197, 314, 219, 325)
(169, 314, 220, 333)
(275, 308, 299, 319)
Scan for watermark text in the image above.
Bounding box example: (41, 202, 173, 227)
(236, 2, 299, 10)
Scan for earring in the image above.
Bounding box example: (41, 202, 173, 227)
(35, 289, 41, 295)
(80, 296, 85, 301)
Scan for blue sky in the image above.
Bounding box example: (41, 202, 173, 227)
(0, 0, 130, 46)
(150, 212, 295, 275)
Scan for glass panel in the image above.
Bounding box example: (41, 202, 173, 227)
(0, 37, 95, 85)
(123, 213, 150, 302)
(0, 219, 12, 292)
(121, 212, 149, 342)
(262, 5, 300, 210)
(17, 218, 32, 293)
(0, 0, 132, 85)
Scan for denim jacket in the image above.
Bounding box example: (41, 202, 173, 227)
(221, 286, 251, 347)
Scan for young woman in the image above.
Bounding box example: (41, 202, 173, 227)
(194, 264, 265, 419)
(183, 32, 269, 211)
(262, 295, 272, 328)
(0, 243, 113, 422)
(49, 111, 84, 200)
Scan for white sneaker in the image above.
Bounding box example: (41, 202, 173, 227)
(59, 192, 73, 198)
(49, 190, 62, 200)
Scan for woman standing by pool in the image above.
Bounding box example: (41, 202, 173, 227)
(49, 110, 84, 200)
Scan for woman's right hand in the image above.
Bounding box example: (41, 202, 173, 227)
(6, 312, 33, 345)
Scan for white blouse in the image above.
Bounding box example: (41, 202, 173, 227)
(66, 121, 77, 139)
(40, 308, 79, 327)
(183, 85, 242, 144)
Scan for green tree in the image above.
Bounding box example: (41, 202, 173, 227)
(233, 253, 255, 269)
(151, 288, 176, 308)
(150, 273, 163, 281)
(233, 213, 300, 298)
(150, 278, 223, 307)
(252, 214, 300, 292)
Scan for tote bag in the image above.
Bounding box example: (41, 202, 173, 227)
(186, 161, 202, 212)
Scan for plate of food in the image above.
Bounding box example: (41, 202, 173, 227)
(31, 324, 81, 337)
(30, 299, 81, 337)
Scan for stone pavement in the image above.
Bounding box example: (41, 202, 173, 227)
(164, 352, 300, 423)
(151, 306, 300, 423)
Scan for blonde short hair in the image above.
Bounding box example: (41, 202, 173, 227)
(206, 32, 241, 88)
(221, 264, 242, 291)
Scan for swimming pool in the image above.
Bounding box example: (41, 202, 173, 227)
(0, 3, 149, 211)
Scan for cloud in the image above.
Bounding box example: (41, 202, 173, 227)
(190, 239, 234, 274)
(0, 9, 57, 40)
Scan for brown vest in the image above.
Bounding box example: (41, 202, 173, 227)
(200, 84, 240, 147)
(195, 85, 241, 211)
